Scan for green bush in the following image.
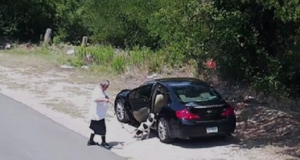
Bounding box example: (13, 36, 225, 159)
(4, 0, 300, 98)
(128, 48, 145, 66)
(111, 56, 126, 73)
(53, 36, 63, 45)
(251, 75, 289, 97)
(126, 46, 166, 73)
(75, 45, 115, 65)
(68, 56, 83, 67)
(147, 51, 165, 73)
(71, 45, 167, 74)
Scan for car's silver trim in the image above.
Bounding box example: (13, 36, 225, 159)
(192, 104, 224, 109)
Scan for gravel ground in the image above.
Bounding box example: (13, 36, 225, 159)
(0, 52, 298, 160)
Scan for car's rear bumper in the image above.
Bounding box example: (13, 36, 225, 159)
(169, 116, 236, 139)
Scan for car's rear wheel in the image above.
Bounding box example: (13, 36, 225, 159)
(115, 99, 130, 123)
(157, 118, 174, 144)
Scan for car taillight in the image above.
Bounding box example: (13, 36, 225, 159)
(221, 106, 235, 117)
(176, 108, 200, 120)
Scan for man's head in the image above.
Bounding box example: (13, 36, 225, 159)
(100, 79, 110, 91)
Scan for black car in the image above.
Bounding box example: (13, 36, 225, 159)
(114, 77, 236, 143)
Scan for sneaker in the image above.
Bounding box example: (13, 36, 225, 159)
(87, 140, 98, 146)
(100, 142, 112, 149)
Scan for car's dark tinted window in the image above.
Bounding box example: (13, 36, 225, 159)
(128, 90, 136, 99)
(171, 83, 221, 103)
(134, 85, 152, 99)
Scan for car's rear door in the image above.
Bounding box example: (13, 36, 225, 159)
(128, 84, 153, 122)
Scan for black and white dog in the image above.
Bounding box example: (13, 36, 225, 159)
(134, 113, 156, 140)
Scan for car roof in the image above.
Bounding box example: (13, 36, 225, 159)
(143, 77, 210, 87)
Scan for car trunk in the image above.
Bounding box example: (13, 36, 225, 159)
(185, 101, 229, 121)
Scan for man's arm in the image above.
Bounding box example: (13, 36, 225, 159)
(91, 87, 113, 104)
(94, 97, 109, 103)
(92, 89, 110, 103)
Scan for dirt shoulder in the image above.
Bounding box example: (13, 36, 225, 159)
(0, 51, 299, 160)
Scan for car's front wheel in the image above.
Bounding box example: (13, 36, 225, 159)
(115, 99, 130, 123)
(157, 118, 174, 144)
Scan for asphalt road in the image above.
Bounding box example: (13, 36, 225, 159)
(0, 93, 125, 160)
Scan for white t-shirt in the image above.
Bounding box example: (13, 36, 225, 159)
(88, 86, 109, 121)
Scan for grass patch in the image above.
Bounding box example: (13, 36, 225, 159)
(1, 43, 173, 78)
(73, 45, 167, 74)
(0, 45, 69, 68)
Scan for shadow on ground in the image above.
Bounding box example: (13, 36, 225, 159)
(213, 82, 300, 158)
(171, 135, 241, 149)
(108, 141, 125, 147)
(121, 94, 300, 156)
(125, 119, 241, 149)
(108, 72, 300, 157)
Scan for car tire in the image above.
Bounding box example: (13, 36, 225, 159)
(115, 99, 130, 123)
(157, 118, 174, 144)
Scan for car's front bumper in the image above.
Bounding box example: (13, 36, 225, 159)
(169, 116, 236, 139)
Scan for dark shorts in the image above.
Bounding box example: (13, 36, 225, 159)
(89, 119, 106, 135)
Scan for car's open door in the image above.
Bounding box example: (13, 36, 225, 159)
(128, 84, 153, 122)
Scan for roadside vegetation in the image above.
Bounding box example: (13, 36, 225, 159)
(2, 0, 300, 99)
(1, 0, 300, 157)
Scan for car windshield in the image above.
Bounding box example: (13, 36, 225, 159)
(171, 83, 221, 103)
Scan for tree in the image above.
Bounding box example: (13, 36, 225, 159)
(0, 0, 56, 42)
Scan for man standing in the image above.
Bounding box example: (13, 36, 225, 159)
(87, 79, 112, 149)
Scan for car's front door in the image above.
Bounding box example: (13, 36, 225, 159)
(128, 84, 153, 122)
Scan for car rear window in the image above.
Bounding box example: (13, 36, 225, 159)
(170, 83, 221, 103)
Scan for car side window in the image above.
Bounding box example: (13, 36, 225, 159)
(128, 90, 136, 99)
(161, 86, 172, 103)
(134, 85, 152, 99)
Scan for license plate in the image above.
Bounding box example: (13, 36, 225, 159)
(206, 127, 218, 133)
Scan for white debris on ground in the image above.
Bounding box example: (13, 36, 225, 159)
(0, 63, 297, 160)
(66, 49, 75, 55)
(81, 65, 89, 70)
(147, 73, 158, 79)
(60, 65, 74, 69)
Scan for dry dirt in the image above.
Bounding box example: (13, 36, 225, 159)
(0, 51, 299, 160)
